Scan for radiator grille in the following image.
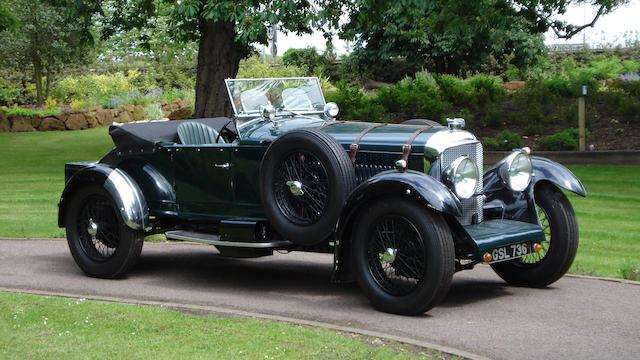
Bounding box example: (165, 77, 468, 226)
(354, 152, 397, 183)
(439, 142, 484, 225)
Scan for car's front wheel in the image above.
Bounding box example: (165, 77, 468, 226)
(491, 183, 579, 287)
(65, 185, 144, 278)
(353, 198, 455, 315)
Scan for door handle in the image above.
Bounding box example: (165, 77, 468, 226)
(214, 162, 230, 169)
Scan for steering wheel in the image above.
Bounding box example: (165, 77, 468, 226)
(216, 120, 238, 143)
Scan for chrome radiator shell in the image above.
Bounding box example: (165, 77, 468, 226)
(434, 141, 484, 225)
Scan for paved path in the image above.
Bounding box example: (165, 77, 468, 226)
(1, 239, 639, 360)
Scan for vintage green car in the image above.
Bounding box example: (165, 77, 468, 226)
(59, 77, 586, 315)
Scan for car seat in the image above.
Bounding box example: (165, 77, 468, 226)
(177, 121, 225, 144)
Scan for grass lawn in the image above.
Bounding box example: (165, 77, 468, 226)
(0, 291, 440, 359)
(0, 129, 638, 279)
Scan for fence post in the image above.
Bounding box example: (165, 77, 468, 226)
(579, 85, 587, 151)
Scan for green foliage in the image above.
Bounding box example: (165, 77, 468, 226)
(237, 57, 307, 78)
(144, 103, 165, 120)
(281, 47, 328, 74)
(0, 78, 20, 105)
(468, 74, 505, 106)
(537, 128, 583, 151)
(1, 106, 61, 117)
(482, 130, 523, 151)
(340, 0, 563, 80)
(52, 72, 136, 108)
(0, 0, 93, 104)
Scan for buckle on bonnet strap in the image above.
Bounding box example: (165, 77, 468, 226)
(349, 123, 386, 163)
(401, 126, 434, 162)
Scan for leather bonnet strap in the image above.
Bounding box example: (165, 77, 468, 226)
(402, 126, 434, 162)
(318, 120, 345, 129)
(349, 123, 387, 163)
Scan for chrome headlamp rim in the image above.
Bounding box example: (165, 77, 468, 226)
(323, 102, 339, 118)
(498, 149, 533, 192)
(443, 155, 479, 199)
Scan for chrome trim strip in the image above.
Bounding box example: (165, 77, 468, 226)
(165, 231, 292, 248)
(104, 168, 148, 230)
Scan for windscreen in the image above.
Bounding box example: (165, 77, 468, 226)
(225, 77, 325, 116)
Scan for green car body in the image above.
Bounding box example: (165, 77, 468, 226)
(59, 77, 586, 314)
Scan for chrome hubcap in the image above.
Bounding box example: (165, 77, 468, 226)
(380, 247, 397, 264)
(87, 219, 98, 237)
(286, 180, 304, 196)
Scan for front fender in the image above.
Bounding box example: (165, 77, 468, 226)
(58, 164, 148, 230)
(333, 170, 461, 282)
(483, 156, 586, 197)
(339, 170, 462, 233)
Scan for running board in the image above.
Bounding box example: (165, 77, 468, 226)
(165, 230, 292, 249)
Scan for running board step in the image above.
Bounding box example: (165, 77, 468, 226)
(165, 230, 292, 249)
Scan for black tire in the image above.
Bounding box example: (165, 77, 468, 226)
(65, 185, 144, 278)
(401, 119, 442, 127)
(491, 183, 579, 287)
(260, 129, 356, 245)
(353, 198, 455, 315)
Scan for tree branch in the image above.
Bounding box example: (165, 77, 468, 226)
(552, 5, 606, 39)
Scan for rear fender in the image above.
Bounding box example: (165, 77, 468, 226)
(58, 164, 148, 230)
(333, 170, 462, 282)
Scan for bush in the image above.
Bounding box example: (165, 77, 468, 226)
(237, 56, 307, 78)
(281, 47, 328, 74)
(482, 130, 523, 151)
(468, 74, 505, 106)
(434, 74, 472, 105)
(1, 105, 61, 117)
(537, 128, 582, 151)
(144, 103, 165, 120)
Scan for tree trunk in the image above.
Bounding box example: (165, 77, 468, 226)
(194, 20, 242, 118)
(32, 56, 44, 105)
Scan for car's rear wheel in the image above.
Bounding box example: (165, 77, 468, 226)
(65, 185, 144, 278)
(353, 198, 455, 315)
(260, 129, 356, 245)
(491, 183, 579, 287)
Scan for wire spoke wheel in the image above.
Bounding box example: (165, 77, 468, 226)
(366, 215, 426, 296)
(76, 195, 119, 262)
(273, 150, 330, 225)
(520, 205, 552, 265)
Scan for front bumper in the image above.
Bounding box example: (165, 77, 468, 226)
(463, 219, 545, 253)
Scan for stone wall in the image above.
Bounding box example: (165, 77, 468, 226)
(0, 100, 192, 132)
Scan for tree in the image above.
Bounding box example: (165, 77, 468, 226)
(78, 0, 345, 117)
(0, 0, 92, 104)
(341, 0, 627, 79)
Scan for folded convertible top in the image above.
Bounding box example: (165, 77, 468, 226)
(108, 117, 233, 151)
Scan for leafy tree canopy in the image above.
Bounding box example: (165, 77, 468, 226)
(71, 0, 346, 116)
(0, 0, 94, 104)
(340, 0, 628, 80)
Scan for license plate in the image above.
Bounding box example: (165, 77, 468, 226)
(489, 242, 532, 263)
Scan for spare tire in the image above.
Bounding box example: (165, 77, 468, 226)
(260, 129, 356, 245)
(401, 119, 443, 127)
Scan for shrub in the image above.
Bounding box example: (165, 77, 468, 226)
(52, 72, 135, 106)
(537, 128, 582, 151)
(1, 105, 61, 117)
(324, 81, 370, 121)
(281, 47, 328, 74)
(482, 130, 523, 151)
(468, 74, 505, 105)
(144, 103, 165, 120)
(434, 74, 472, 105)
(237, 56, 307, 78)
